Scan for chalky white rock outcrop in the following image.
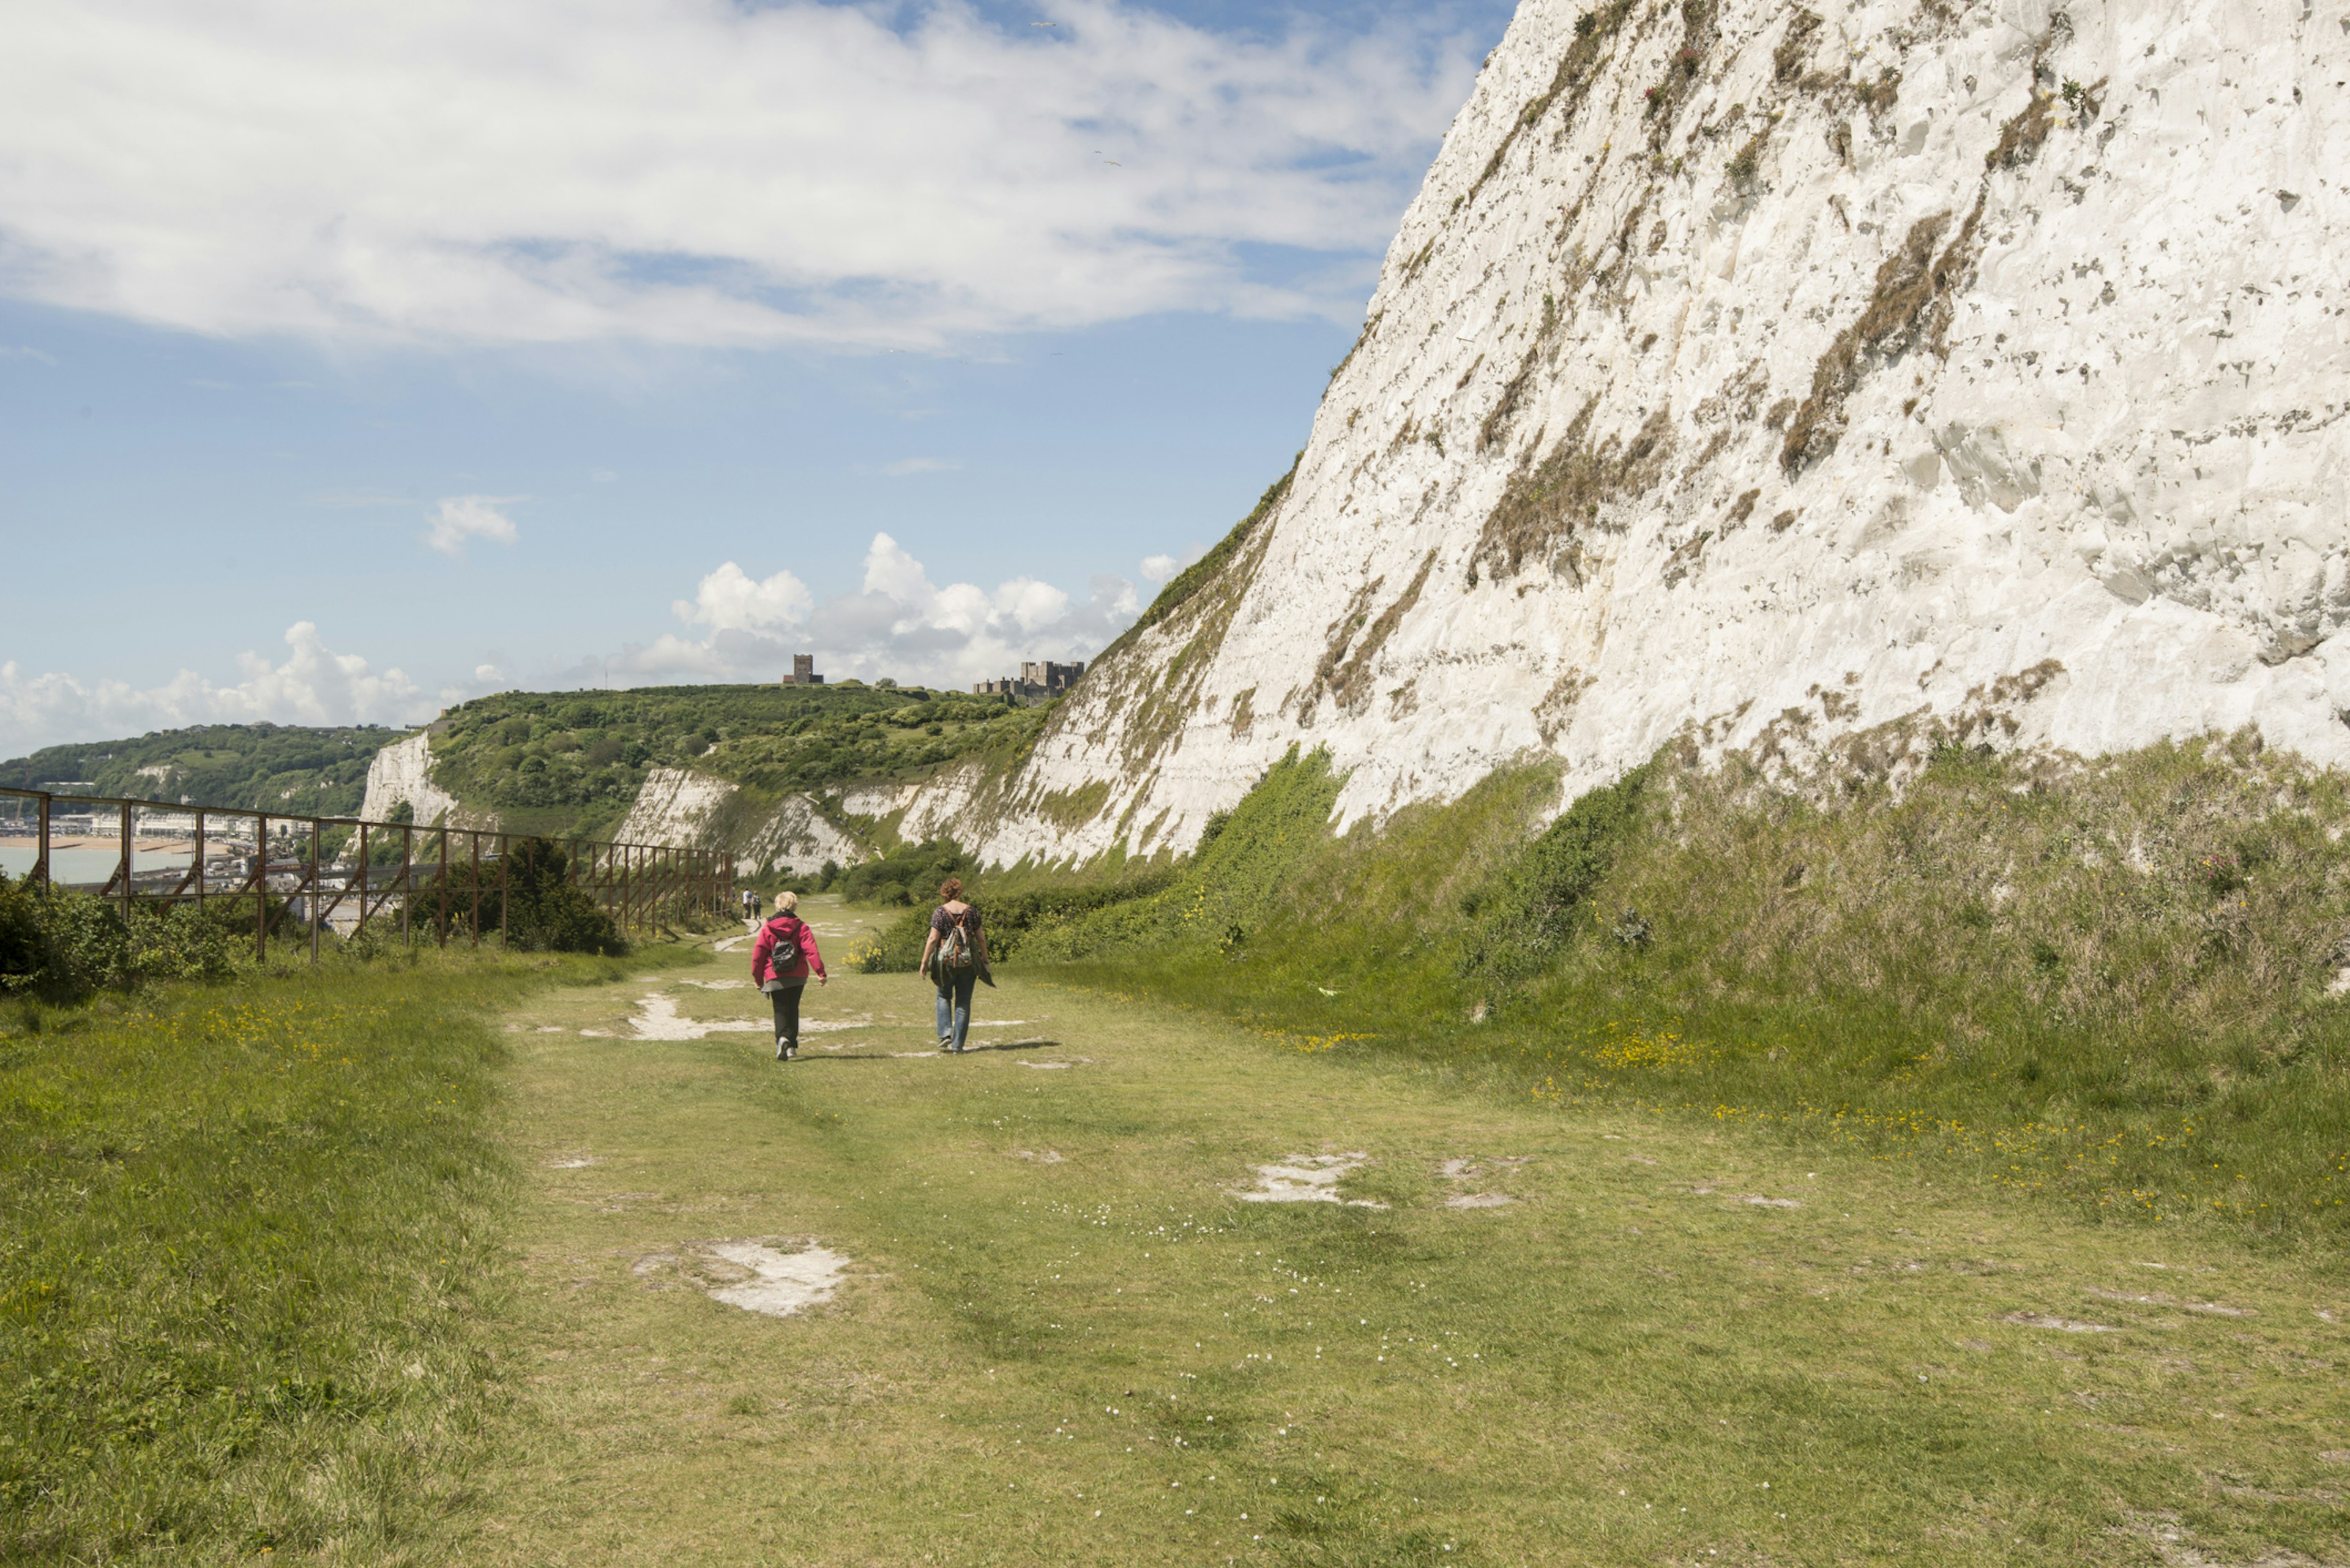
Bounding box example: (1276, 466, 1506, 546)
(358, 731, 472, 826)
(619, 767, 870, 873)
(936, 0, 2350, 864)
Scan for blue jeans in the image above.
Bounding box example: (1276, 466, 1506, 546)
(934, 970, 977, 1051)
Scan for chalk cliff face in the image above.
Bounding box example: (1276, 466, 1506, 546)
(931, 0, 2350, 865)
(358, 733, 471, 827)
(619, 769, 871, 875)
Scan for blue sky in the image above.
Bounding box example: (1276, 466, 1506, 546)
(0, 0, 1515, 755)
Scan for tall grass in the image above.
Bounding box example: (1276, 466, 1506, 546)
(977, 735, 2350, 1241)
(0, 947, 642, 1563)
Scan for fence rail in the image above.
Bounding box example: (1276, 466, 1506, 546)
(0, 785, 732, 961)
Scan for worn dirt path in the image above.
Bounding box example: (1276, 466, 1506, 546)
(453, 897, 2349, 1567)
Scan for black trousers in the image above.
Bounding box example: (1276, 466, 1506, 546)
(767, 980, 804, 1048)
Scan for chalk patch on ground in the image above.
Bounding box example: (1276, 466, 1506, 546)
(712, 935, 750, 953)
(545, 1156, 599, 1169)
(699, 1241, 850, 1318)
(681, 979, 747, 990)
(1740, 1195, 1801, 1209)
(535, 1026, 565, 1034)
(1438, 1155, 1525, 1209)
(1018, 1149, 1065, 1163)
(1237, 1154, 1386, 1208)
(580, 1029, 615, 1038)
(624, 993, 769, 1041)
(891, 1050, 941, 1058)
(2000, 1312, 2119, 1334)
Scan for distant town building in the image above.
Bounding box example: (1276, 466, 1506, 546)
(781, 654, 826, 687)
(973, 660, 1085, 701)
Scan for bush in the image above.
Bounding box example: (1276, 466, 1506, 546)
(0, 872, 45, 990)
(30, 889, 133, 995)
(496, 838, 627, 955)
(852, 908, 932, 974)
(837, 840, 968, 908)
(127, 900, 242, 982)
(1458, 764, 1649, 982)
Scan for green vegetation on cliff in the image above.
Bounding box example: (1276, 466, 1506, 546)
(420, 684, 1052, 840)
(1, 723, 396, 815)
(853, 733, 2350, 1242)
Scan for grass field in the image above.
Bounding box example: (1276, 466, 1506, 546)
(461, 901, 2348, 1567)
(0, 943, 697, 1565)
(6, 894, 2348, 1565)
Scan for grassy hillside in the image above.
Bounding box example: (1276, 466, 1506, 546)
(854, 731, 2350, 1243)
(422, 684, 1052, 840)
(1, 723, 398, 815)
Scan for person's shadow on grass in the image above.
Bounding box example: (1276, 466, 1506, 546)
(789, 1039, 1065, 1061)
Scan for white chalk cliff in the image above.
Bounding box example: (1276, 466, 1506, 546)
(358, 732, 472, 827)
(917, 0, 2350, 864)
(618, 768, 871, 874)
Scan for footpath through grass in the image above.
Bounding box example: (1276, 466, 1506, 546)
(466, 902, 2349, 1567)
(0, 943, 693, 1565)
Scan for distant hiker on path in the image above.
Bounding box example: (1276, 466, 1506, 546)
(918, 878, 991, 1054)
(742, 887, 762, 920)
(752, 892, 826, 1061)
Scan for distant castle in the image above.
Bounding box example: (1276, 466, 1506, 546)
(974, 660, 1084, 701)
(781, 654, 826, 687)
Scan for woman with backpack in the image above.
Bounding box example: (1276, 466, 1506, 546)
(917, 877, 988, 1053)
(752, 890, 827, 1061)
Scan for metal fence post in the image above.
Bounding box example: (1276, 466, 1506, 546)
(34, 791, 50, 895)
(311, 818, 323, 963)
(469, 831, 482, 947)
(255, 812, 269, 964)
(437, 824, 449, 948)
(118, 800, 133, 926)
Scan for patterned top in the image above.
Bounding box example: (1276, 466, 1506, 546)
(930, 903, 982, 937)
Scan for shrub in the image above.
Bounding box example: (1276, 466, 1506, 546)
(837, 840, 968, 907)
(496, 838, 627, 955)
(0, 872, 44, 990)
(1458, 764, 1649, 982)
(127, 900, 241, 982)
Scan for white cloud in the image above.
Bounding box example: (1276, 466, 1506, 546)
(1141, 545, 1206, 584)
(589, 534, 1138, 692)
(673, 562, 813, 633)
(1, 345, 57, 365)
(422, 495, 520, 556)
(0, 1, 1484, 347)
(0, 622, 437, 756)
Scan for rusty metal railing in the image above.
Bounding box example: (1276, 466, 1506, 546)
(0, 785, 733, 962)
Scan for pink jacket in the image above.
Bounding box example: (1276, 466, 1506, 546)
(752, 913, 825, 986)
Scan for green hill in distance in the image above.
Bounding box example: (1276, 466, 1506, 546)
(2, 680, 1059, 842)
(1, 723, 400, 816)
(424, 682, 1050, 840)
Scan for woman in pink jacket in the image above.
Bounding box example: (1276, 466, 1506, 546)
(751, 890, 827, 1061)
